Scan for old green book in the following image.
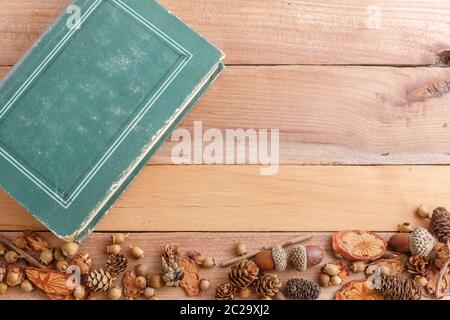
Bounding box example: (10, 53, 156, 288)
(0, 0, 224, 241)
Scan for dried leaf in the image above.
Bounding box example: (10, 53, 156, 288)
(123, 271, 141, 299)
(332, 230, 387, 261)
(336, 261, 350, 280)
(336, 280, 384, 300)
(180, 257, 200, 296)
(425, 268, 448, 296)
(25, 267, 72, 296)
(23, 231, 48, 252)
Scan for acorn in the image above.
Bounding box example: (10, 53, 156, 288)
(239, 287, 252, 299)
(398, 222, 413, 233)
(4, 251, 19, 264)
(350, 261, 366, 273)
(56, 259, 69, 273)
(148, 274, 163, 289)
(135, 264, 149, 277)
(107, 244, 122, 255)
(0, 283, 7, 294)
(143, 287, 156, 298)
(254, 245, 288, 272)
(200, 279, 211, 292)
(322, 264, 341, 276)
(135, 276, 147, 289)
(20, 280, 34, 293)
(74, 285, 87, 300)
(62, 242, 80, 258)
(318, 273, 330, 287)
(39, 249, 54, 266)
(289, 245, 323, 272)
(202, 257, 216, 269)
(388, 233, 411, 253)
(111, 233, 129, 245)
(416, 205, 430, 219)
(108, 286, 122, 300)
(129, 245, 144, 259)
(410, 227, 435, 256)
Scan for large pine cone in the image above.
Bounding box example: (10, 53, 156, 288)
(215, 281, 235, 300)
(285, 278, 320, 300)
(106, 253, 128, 277)
(85, 268, 113, 292)
(255, 273, 282, 298)
(432, 207, 450, 243)
(407, 256, 430, 276)
(228, 259, 259, 288)
(376, 275, 421, 300)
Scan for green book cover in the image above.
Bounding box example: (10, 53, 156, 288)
(0, 0, 224, 241)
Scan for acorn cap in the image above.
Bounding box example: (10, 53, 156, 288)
(272, 245, 288, 272)
(289, 246, 307, 272)
(409, 227, 435, 257)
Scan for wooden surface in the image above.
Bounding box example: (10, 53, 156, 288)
(1, 0, 450, 300)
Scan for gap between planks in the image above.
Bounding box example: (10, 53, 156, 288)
(0, 165, 446, 232)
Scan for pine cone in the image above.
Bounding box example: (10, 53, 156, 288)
(0, 263, 5, 283)
(376, 275, 422, 300)
(407, 256, 430, 276)
(255, 273, 282, 298)
(228, 259, 259, 288)
(106, 253, 128, 277)
(85, 268, 113, 292)
(432, 207, 450, 243)
(285, 278, 320, 300)
(215, 281, 235, 300)
(161, 243, 184, 287)
(71, 252, 93, 276)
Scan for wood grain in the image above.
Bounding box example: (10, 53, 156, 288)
(1, 0, 449, 66)
(2, 65, 450, 165)
(2, 231, 441, 300)
(0, 165, 446, 232)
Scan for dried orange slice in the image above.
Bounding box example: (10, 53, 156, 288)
(336, 280, 384, 300)
(332, 230, 387, 261)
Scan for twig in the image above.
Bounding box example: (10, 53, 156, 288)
(0, 234, 47, 269)
(220, 233, 313, 267)
(436, 241, 450, 298)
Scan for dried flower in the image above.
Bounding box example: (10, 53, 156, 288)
(407, 256, 430, 276)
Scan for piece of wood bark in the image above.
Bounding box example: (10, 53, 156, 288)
(1, 0, 449, 66)
(0, 165, 446, 232)
(3, 66, 450, 165)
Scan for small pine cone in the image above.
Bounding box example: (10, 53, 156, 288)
(376, 275, 422, 300)
(432, 207, 450, 243)
(285, 278, 320, 300)
(255, 273, 282, 298)
(106, 253, 128, 277)
(0, 263, 5, 283)
(407, 256, 430, 276)
(85, 268, 113, 292)
(71, 252, 93, 276)
(228, 259, 259, 288)
(215, 281, 235, 300)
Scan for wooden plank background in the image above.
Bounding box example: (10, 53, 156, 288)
(1, 0, 450, 300)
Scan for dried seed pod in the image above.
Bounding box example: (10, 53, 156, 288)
(73, 285, 87, 300)
(202, 257, 216, 269)
(129, 245, 144, 259)
(398, 222, 413, 233)
(107, 244, 122, 255)
(23, 231, 48, 252)
(39, 249, 54, 266)
(410, 227, 435, 257)
(285, 278, 320, 300)
(350, 261, 366, 273)
(111, 233, 129, 245)
(135, 276, 147, 290)
(56, 260, 69, 273)
(318, 273, 330, 287)
(199, 279, 210, 292)
(330, 275, 343, 286)
(72, 252, 93, 276)
(416, 205, 430, 219)
(388, 233, 411, 253)
(20, 280, 34, 293)
(239, 287, 252, 298)
(0, 243, 5, 256)
(135, 264, 149, 277)
(322, 264, 341, 276)
(108, 286, 122, 300)
(6, 266, 24, 287)
(148, 274, 163, 289)
(235, 243, 247, 256)
(0, 283, 7, 294)
(332, 230, 387, 262)
(143, 287, 156, 298)
(53, 248, 65, 261)
(4, 251, 19, 264)
(289, 245, 323, 272)
(61, 242, 80, 258)
(13, 236, 28, 249)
